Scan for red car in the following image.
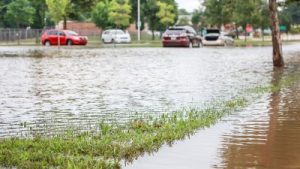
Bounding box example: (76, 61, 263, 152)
(41, 29, 88, 46)
(162, 26, 202, 48)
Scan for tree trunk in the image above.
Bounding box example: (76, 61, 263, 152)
(244, 25, 247, 42)
(269, 0, 284, 67)
(235, 26, 239, 39)
(152, 30, 155, 40)
(63, 16, 67, 30)
(262, 27, 265, 42)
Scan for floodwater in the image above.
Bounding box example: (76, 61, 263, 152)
(0, 45, 300, 168)
(125, 50, 300, 168)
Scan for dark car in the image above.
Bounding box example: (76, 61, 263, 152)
(162, 26, 202, 48)
(41, 29, 88, 46)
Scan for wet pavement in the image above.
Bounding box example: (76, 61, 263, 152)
(0, 45, 300, 168)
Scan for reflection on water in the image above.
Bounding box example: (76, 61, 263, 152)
(216, 66, 300, 169)
(0, 46, 299, 138)
(124, 51, 300, 169)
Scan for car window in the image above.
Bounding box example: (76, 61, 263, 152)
(47, 31, 57, 35)
(186, 27, 196, 34)
(59, 32, 65, 36)
(116, 30, 124, 35)
(65, 31, 78, 36)
(104, 31, 110, 34)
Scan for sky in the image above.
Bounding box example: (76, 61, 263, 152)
(176, 0, 202, 12)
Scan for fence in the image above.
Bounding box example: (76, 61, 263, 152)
(0, 29, 44, 45)
(0, 28, 162, 46)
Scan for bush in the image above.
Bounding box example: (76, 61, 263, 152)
(290, 26, 300, 34)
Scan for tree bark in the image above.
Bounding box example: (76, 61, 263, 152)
(152, 30, 155, 40)
(269, 0, 284, 67)
(63, 16, 67, 30)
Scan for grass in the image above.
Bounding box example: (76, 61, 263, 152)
(0, 98, 247, 169)
(0, 73, 300, 169)
(234, 39, 300, 47)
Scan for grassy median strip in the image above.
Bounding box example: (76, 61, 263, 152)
(0, 73, 299, 169)
(0, 98, 247, 169)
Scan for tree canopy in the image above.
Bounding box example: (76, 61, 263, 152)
(4, 0, 35, 28)
(46, 0, 70, 24)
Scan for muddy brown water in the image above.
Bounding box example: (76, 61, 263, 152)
(1, 45, 300, 168)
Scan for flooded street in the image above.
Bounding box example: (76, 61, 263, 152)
(0, 46, 280, 137)
(124, 49, 300, 169)
(1, 45, 300, 168)
(125, 79, 300, 169)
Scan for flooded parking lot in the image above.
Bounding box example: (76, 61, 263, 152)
(0, 45, 299, 138)
(1, 45, 300, 168)
(125, 64, 300, 169)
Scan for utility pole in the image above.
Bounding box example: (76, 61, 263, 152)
(137, 0, 141, 41)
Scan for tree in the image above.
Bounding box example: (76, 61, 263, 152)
(177, 16, 190, 26)
(191, 10, 201, 30)
(156, 1, 176, 28)
(178, 8, 190, 15)
(4, 0, 35, 28)
(269, 0, 284, 67)
(203, 0, 232, 29)
(252, 1, 270, 41)
(46, 0, 70, 26)
(29, 0, 47, 29)
(0, 0, 12, 27)
(144, 0, 160, 40)
(91, 0, 113, 30)
(108, 0, 131, 29)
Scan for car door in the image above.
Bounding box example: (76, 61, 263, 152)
(48, 30, 58, 45)
(58, 31, 67, 45)
(104, 31, 113, 42)
(102, 31, 108, 42)
(110, 30, 116, 42)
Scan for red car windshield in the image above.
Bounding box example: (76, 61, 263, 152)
(65, 31, 79, 36)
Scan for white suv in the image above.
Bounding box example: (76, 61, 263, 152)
(101, 29, 131, 43)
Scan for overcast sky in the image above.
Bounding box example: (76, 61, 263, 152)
(176, 0, 203, 12)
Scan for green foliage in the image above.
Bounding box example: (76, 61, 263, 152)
(68, 0, 97, 21)
(156, 1, 176, 27)
(177, 16, 190, 26)
(143, 0, 178, 39)
(29, 0, 47, 29)
(4, 0, 35, 28)
(283, 2, 300, 25)
(108, 0, 131, 29)
(129, 0, 146, 30)
(92, 0, 113, 29)
(203, 0, 231, 28)
(191, 10, 201, 26)
(46, 0, 70, 24)
(203, 0, 271, 31)
(290, 26, 300, 34)
(178, 8, 190, 15)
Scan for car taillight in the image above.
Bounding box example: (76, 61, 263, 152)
(177, 36, 187, 40)
(164, 37, 171, 40)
